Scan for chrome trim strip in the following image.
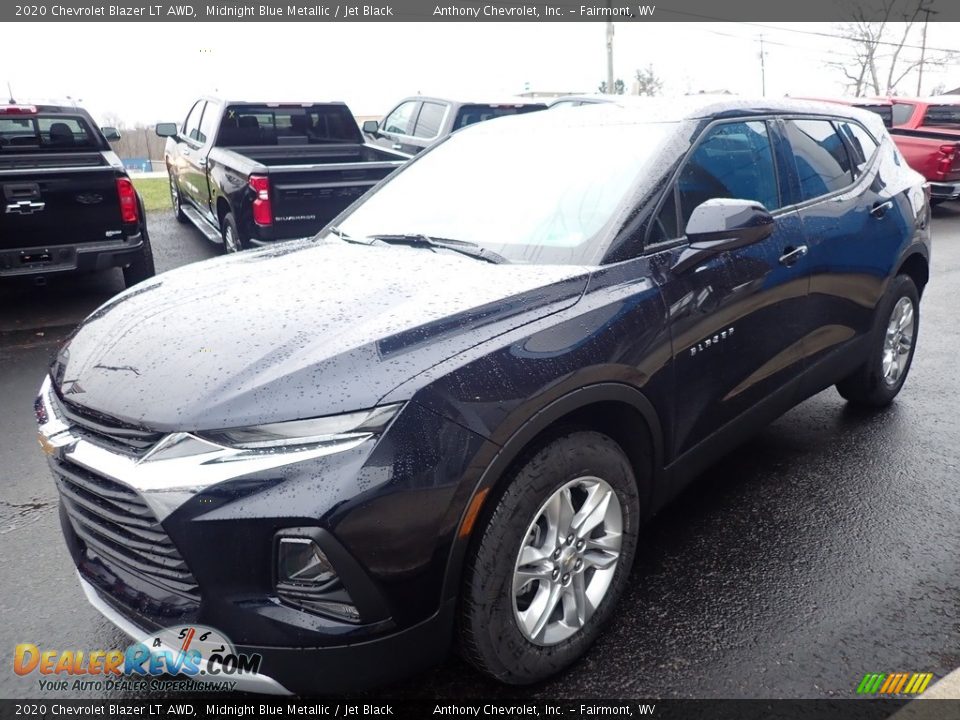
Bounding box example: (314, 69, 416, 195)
(78, 575, 292, 696)
(37, 376, 371, 519)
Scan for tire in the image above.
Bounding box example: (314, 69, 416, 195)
(122, 224, 156, 288)
(836, 274, 919, 408)
(459, 431, 641, 684)
(221, 212, 245, 254)
(169, 172, 188, 223)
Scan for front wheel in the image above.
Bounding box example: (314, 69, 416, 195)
(837, 274, 919, 408)
(459, 431, 641, 684)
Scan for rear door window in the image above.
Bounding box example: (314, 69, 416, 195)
(183, 101, 205, 144)
(676, 120, 780, 229)
(453, 104, 546, 130)
(197, 102, 220, 145)
(782, 119, 854, 201)
(413, 102, 446, 139)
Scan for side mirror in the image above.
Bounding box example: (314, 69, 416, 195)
(671, 198, 775, 273)
(101, 126, 121, 142)
(155, 122, 179, 139)
(362, 119, 379, 135)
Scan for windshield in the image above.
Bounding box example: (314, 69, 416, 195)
(336, 119, 677, 265)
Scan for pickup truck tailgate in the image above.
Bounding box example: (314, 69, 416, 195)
(0, 153, 122, 250)
(270, 162, 399, 238)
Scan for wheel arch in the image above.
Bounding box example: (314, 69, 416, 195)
(896, 250, 929, 298)
(440, 383, 665, 603)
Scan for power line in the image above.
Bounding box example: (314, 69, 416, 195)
(657, 11, 959, 55)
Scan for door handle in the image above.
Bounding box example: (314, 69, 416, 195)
(198, 157, 207, 168)
(779, 245, 808, 266)
(870, 199, 893, 218)
(392, 143, 402, 150)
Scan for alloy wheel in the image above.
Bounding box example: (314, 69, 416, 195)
(882, 296, 914, 386)
(512, 476, 623, 646)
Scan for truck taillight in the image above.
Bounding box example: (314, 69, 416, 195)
(249, 175, 272, 226)
(939, 144, 960, 174)
(116, 178, 139, 224)
(0, 105, 37, 115)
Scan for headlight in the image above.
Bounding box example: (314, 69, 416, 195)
(195, 403, 403, 450)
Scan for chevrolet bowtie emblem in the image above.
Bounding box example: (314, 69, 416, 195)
(5, 200, 46, 215)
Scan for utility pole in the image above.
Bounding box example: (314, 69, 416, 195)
(916, 7, 936, 96)
(606, 21, 615, 94)
(759, 35, 767, 97)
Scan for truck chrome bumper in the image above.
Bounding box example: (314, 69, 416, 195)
(929, 182, 960, 201)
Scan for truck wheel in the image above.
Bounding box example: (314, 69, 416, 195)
(459, 431, 641, 684)
(123, 225, 157, 288)
(836, 274, 919, 408)
(169, 172, 188, 223)
(221, 213, 245, 253)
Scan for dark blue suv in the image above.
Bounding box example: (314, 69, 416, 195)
(36, 97, 930, 693)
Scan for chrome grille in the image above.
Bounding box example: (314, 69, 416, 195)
(52, 458, 200, 600)
(53, 394, 162, 457)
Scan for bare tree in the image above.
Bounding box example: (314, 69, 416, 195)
(829, 0, 954, 96)
(633, 65, 664, 96)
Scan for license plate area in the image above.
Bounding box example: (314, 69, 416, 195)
(20, 250, 53, 264)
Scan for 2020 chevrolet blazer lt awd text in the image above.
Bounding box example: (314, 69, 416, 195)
(36, 98, 931, 694)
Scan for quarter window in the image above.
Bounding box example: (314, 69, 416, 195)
(382, 101, 418, 136)
(413, 102, 446, 139)
(783, 119, 854, 201)
(837, 121, 879, 175)
(677, 120, 779, 230)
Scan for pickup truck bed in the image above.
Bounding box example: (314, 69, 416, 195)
(889, 127, 960, 202)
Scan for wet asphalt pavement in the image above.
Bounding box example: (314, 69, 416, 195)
(0, 208, 958, 700)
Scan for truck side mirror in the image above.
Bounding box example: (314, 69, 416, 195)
(155, 122, 179, 139)
(101, 127, 121, 142)
(362, 120, 379, 135)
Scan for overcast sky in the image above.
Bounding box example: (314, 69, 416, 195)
(3, 21, 958, 125)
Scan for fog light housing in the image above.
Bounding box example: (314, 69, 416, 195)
(278, 538, 336, 585)
(275, 535, 361, 623)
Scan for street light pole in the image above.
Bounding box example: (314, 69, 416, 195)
(606, 21, 615, 94)
(759, 35, 767, 97)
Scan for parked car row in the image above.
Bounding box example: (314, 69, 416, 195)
(36, 95, 932, 694)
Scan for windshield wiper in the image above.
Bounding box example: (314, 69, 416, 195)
(324, 226, 366, 245)
(371, 234, 508, 265)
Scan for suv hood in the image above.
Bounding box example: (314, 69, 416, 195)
(50, 240, 590, 431)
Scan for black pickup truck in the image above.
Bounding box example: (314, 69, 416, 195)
(157, 99, 409, 252)
(0, 103, 154, 287)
